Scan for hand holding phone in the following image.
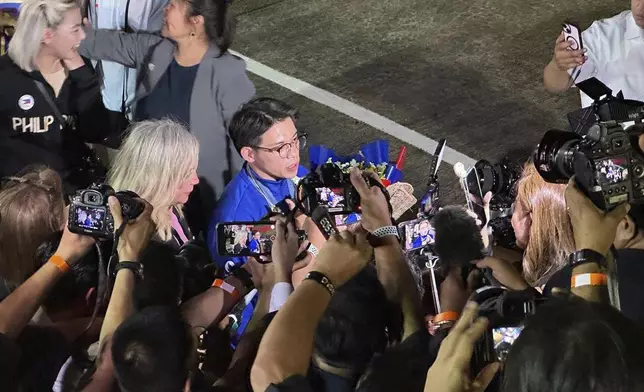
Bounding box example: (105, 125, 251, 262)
(553, 22, 585, 71)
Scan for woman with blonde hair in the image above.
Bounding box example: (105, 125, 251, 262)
(511, 162, 576, 286)
(0, 0, 126, 190)
(108, 119, 200, 248)
(0, 166, 65, 297)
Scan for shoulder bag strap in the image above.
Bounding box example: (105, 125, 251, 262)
(33, 80, 67, 128)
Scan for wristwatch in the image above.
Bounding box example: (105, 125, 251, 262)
(113, 261, 144, 279)
(567, 249, 607, 269)
(367, 225, 400, 248)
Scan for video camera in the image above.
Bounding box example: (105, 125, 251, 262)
(297, 162, 388, 216)
(68, 184, 144, 239)
(534, 78, 644, 210)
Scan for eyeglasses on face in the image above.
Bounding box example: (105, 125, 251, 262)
(253, 133, 308, 158)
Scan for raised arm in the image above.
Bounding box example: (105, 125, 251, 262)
(79, 24, 165, 68)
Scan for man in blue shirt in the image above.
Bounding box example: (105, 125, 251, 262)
(207, 97, 308, 271)
(248, 231, 262, 254)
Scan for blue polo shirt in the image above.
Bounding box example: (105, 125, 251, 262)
(207, 163, 308, 269)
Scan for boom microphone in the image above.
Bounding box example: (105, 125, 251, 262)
(431, 205, 484, 267)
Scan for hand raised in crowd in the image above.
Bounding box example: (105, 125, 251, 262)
(565, 178, 629, 255)
(473, 257, 528, 291)
(424, 302, 500, 392)
(109, 196, 155, 261)
(438, 267, 476, 315)
(313, 230, 373, 287)
(286, 198, 326, 249)
(55, 221, 96, 266)
(553, 32, 586, 71)
(271, 218, 312, 281)
(349, 168, 391, 232)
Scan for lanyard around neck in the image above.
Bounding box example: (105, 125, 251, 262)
(245, 164, 296, 211)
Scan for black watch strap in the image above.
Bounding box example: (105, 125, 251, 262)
(304, 271, 335, 296)
(568, 249, 607, 269)
(231, 267, 255, 291)
(114, 261, 144, 279)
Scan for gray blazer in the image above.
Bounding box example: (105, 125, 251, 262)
(79, 28, 256, 216)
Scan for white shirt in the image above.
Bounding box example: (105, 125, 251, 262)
(87, 0, 168, 115)
(572, 11, 644, 108)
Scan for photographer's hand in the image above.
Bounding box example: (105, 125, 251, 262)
(109, 196, 155, 261)
(424, 302, 499, 392)
(553, 32, 586, 71)
(565, 178, 629, 255)
(313, 230, 373, 287)
(56, 219, 95, 266)
(349, 168, 391, 232)
(474, 257, 528, 291)
(271, 219, 307, 283)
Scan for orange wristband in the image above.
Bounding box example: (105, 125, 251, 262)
(49, 255, 70, 274)
(212, 278, 239, 299)
(434, 311, 460, 323)
(571, 273, 608, 288)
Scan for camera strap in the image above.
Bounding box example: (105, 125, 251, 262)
(310, 206, 338, 240)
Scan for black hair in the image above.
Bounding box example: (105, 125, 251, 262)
(229, 98, 299, 153)
(313, 265, 401, 372)
(112, 306, 193, 392)
(502, 296, 644, 392)
(135, 242, 183, 310)
(186, 0, 235, 54)
(627, 203, 644, 234)
(35, 231, 99, 314)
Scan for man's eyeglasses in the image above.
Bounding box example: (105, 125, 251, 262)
(253, 133, 308, 158)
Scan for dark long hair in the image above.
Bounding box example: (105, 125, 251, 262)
(186, 0, 235, 55)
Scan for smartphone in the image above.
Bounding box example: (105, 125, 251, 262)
(334, 213, 362, 231)
(215, 221, 307, 257)
(491, 325, 524, 361)
(399, 217, 435, 252)
(463, 167, 488, 227)
(562, 21, 583, 51)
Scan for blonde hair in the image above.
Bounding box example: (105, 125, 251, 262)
(7, 0, 79, 72)
(108, 119, 199, 241)
(0, 166, 65, 284)
(516, 162, 575, 286)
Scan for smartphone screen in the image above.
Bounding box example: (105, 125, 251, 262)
(562, 22, 583, 51)
(216, 221, 306, 256)
(399, 217, 435, 251)
(334, 213, 362, 231)
(463, 167, 488, 227)
(492, 326, 524, 361)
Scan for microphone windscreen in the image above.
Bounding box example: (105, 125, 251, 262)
(431, 206, 484, 267)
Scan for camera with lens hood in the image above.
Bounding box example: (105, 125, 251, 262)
(534, 78, 644, 210)
(68, 184, 145, 239)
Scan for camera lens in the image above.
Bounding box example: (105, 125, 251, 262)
(533, 130, 582, 183)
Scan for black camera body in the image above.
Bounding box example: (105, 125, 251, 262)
(68, 184, 144, 239)
(535, 122, 644, 210)
(298, 163, 386, 216)
(535, 78, 644, 210)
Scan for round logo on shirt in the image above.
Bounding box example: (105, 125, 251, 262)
(18, 94, 35, 111)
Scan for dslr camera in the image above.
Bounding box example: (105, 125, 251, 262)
(68, 184, 144, 239)
(534, 78, 644, 210)
(297, 162, 387, 216)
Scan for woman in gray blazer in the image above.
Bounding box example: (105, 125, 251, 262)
(79, 0, 255, 233)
